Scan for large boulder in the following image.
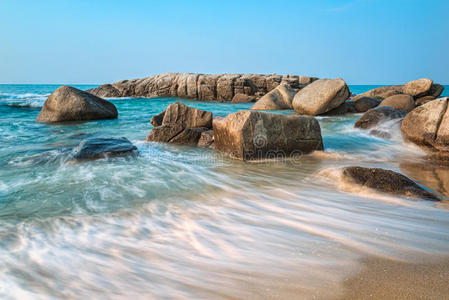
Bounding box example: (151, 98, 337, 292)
(401, 98, 449, 157)
(292, 78, 350, 115)
(340, 166, 439, 201)
(86, 84, 121, 98)
(352, 85, 403, 101)
(146, 102, 212, 145)
(213, 111, 323, 160)
(354, 106, 406, 129)
(379, 94, 415, 112)
(402, 78, 433, 97)
(251, 84, 297, 110)
(36, 86, 118, 123)
(72, 137, 137, 161)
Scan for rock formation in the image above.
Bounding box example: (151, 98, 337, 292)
(379, 94, 415, 112)
(251, 84, 297, 110)
(72, 137, 137, 161)
(354, 106, 406, 129)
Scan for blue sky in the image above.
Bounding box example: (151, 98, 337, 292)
(1, 0, 448, 84)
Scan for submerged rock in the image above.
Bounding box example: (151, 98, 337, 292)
(36, 86, 118, 123)
(292, 78, 350, 116)
(341, 166, 439, 201)
(354, 106, 406, 129)
(72, 137, 137, 161)
(213, 111, 323, 160)
(379, 94, 415, 112)
(251, 84, 297, 110)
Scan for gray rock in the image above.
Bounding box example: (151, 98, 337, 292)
(379, 94, 415, 112)
(213, 111, 323, 160)
(292, 78, 350, 115)
(36, 86, 118, 123)
(355, 106, 406, 129)
(72, 137, 137, 161)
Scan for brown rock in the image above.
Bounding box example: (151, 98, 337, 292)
(379, 94, 415, 112)
(87, 84, 121, 98)
(350, 97, 381, 112)
(162, 102, 212, 129)
(415, 96, 436, 106)
(150, 111, 165, 127)
(197, 130, 214, 147)
(36, 86, 118, 123)
(292, 78, 350, 115)
(232, 93, 257, 103)
(352, 85, 403, 101)
(145, 124, 184, 142)
(251, 84, 297, 110)
(355, 106, 405, 129)
(213, 111, 323, 160)
(428, 83, 444, 98)
(402, 78, 433, 97)
(169, 127, 208, 145)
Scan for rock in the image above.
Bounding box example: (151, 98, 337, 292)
(428, 84, 444, 98)
(72, 137, 137, 161)
(400, 162, 449, 199)
(36, 86, 118, 123)
(321, 102, 348, 116)
(350, 97, 381, 112)
(401, 98, 449, 154)
(251, 84, 297, 110)
(369, 130, 392, 139)
(86, 84, 121, 98)
(213, 111, 323, 160)
(145, 124, 184, 143)
(341, 166, 439, 201)
(162, 102, 212, 129)
(197, 130, 214, 147)
(379, 94, 415, 112)
(402, 78, 433, 97)
(352, 85, 403, 101)
(292, 78, 350, 115)
(169, 127, 209, 145)
(232, 93, 257, 103)
(415, 96, 436, 106)
(150, 111, 165, 127)
(354, 106, 406, 129)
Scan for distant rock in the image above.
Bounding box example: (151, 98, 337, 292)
(36, 86, 118, 123)
(231, 93, 257, 103)
(402, 78, 433, 97)
(87, 84, 122, 98)
(379, 94, 415, 112)
(72, 137, 137, 161)
(150, 111, 165, 127)
(349, 97, 381, 113)
(292, 78, 350, 115)
(352, 85, 403, 101)
(251, 84, 297, 110)
(213, 111, 323, 160)
(340, 166, 439, 201)
(401, 98, 449, 160)
(354, 106, 406, 129)
(146, 102, 212, 146)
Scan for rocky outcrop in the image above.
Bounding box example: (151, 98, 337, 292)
(352, 85, 403, 101)
(415, 96, 436, 106)
(213, 111, 323, 160)
(150, 111, 165, 127)
(354, 106, 406, 129)
(197, 130, 214, 147)
(379, 94, 415, 112)
(36, 86, 118, 123)
(347, 97, 381, 113)
(146, 102, 212, 145)
(88, 73, 318, 102)
(72, 137, 137, 161)
(340, 166, 439, 201)
(251, 84, 297, 110)
(401, 98, 449, 160)
(402, 78, 433, 97)
(292, 78, 350, 115)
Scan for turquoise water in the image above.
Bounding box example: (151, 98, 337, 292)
(1, 84, 449, 298)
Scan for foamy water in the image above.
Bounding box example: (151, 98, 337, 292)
(1, 84, 449, 299)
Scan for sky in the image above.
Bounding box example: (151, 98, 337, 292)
(0, 0, 448, 85)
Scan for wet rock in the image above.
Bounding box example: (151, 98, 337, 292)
(292, 78, 350, 115)
(197, 130, 214, 147)
(400, 162, 449, 199)
(341, 166, 439, 201)
(150, 111, 165, 127)
(350, 97, 381, 113)
(72, 137, 137, 161)
(369, 130, 392, 139)
(36, 86, 118, 123)
(87, 84, 121, 98)
(169, 127, 209, 145)
(354, 106, 406, 130)
(145, 124, 184, 143)
(251, 84, 297, 110)
(402, 78, 433, 97)
(379, 94, 415, 112)
(213, 111, 323, 160)
(321, 102, 348, 116)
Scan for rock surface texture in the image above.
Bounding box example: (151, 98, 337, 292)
(354, 106, 406, 129)
(292, 78, 350, 115)
(379, 94, 415, 112)
(88, 73, 318, 102)
(401, 98, 449, 161)
(341, 166, 439, 201)
(36, 86, 118, 123)
(72, 137, 137, 161)
(251, 84, 297, 110)
(213, 111, 323, 160)
(146, 102, 212, 145)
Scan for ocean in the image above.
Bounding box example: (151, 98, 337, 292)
(0, 84, 448, 298)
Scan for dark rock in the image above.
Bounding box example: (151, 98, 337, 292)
(321, 102, 348, 116)
(342, 166, 439, 201)
(379, 94, 415, 112)
(169, 127, 208, 145)
(415, 96, 436, 106)
(36, 86, 118, 123)
(354, 106, 406, 129)
(428, 84, 444, 98)
(150, 111, 165, 127)
(72, 137, 137, 161)
(350, 97, 381, 113)
(213, 111, 323, 160)
(197, 130, 214, 147)
(145, 124, 184, 143)
(87, 84, 121, 98)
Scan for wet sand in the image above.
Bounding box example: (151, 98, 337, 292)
(340, 256, 449, 299)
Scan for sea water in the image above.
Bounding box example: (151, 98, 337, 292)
(0, 84, 448, 299)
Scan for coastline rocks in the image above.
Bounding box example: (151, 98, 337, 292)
(87, 73, 318, 102)
(72, 137, 137, 161)
(415, 96, 436, 106)
(36, 86, 118, 123)
(197, 130, 214, 147)
(146, 102, 212, 145)
(354, 106, 406, 129)
(352, 85, 403, 101)
(348, 97, 381, 113)
(340, 166, 439, 201)
(401, 98, 449, 157)
(379, 94, 415, 112)
(150, 111, 165, 127)
(213, 111, 323, 160)
(292, 78, 350, 115)
(251, 84, 297, 110)
(402, 78, 433, 97)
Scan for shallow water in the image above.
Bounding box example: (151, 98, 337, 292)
(1, 84, 449, 299)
